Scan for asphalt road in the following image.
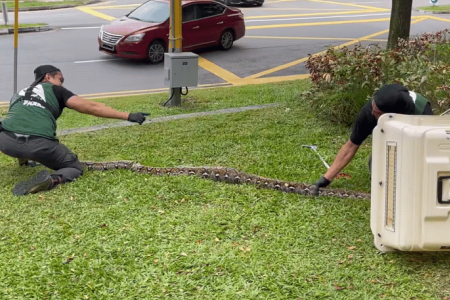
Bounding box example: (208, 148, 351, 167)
(0, 0, 449, 102)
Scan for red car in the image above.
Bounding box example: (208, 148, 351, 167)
(98, 0, 245, 63)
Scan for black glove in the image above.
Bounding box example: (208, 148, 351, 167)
(128, 112, 149, 125)
(313, 176, 331, 196)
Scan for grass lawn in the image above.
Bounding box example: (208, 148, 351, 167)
(417, 4, 450, 12)
(0, 80, 449, 299)
(3, 0, 89, 9)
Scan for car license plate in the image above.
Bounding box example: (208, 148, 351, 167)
(102, 43, 115, 51)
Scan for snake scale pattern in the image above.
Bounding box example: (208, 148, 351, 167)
(81, 161, 371, 200)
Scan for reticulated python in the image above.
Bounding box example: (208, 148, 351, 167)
(81, 161, 370, 200)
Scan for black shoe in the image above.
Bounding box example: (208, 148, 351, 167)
(12, 170, 52, 196)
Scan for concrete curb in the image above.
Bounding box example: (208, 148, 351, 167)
(414, 8, 450, 14)
(0, 25, 51, 35)
(5, 0, 102, 12)
(57, 103, 280, 136)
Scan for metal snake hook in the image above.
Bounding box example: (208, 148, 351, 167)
(301, 145, 330, 169)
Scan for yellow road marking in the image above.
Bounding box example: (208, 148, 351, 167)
(87, 4, 139, 9)
(198, 57, 242, 84)
(77, 7, 116, 21)
(79, 83, 230, 99)
(234, 74, 310, 85)
(245, 35, 386, 42)
(245, 10, 379, 19)
(426, 15, 450, 23)
(247, 17, 427, 30)
(309, 0, 389, 11)
(247, 17, 428, 79)
(249, 8, 362, 10)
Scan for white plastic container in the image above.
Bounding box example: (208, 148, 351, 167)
(371, 113, 450, 252)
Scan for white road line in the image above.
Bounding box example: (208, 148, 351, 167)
(245, 12, 391, 23)
(61, 26, 102, 30)
(74, 58, 121, 63)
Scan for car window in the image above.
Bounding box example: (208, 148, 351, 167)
(197, 3, 225, 19)
(182, 5, 196, 22)
(128, 0, 170, 23)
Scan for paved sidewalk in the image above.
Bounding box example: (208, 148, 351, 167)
(57, 103, 280, 136)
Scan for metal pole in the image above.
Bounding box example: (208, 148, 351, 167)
(13, 0, 18, 93)
(168, 0, 182, 106)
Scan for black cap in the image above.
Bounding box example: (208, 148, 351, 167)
(373, 84, 415, 115)
(33, 65, 61, 83)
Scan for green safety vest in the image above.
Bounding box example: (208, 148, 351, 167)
(2, 83, 62, 140)
(411, 91, 428, 115)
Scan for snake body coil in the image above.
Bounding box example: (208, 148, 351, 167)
(82, 161, 370, 200)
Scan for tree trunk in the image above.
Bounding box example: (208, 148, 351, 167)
(387, 0, 413, 50)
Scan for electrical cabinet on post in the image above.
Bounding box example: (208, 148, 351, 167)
(163, 52, 199, 88)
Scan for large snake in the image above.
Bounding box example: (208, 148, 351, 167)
(81, 161, 371, 200)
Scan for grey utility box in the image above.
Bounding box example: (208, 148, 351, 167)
(164, 52, 199, 88)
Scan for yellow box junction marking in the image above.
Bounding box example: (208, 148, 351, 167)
(245, 36, 386, 42)
(309, 0, 389, 12)
(245, 10, 381, 19)
(247, 17, 428, 80)
(77, 7, 116, 21)
(76, 2, 435, 87)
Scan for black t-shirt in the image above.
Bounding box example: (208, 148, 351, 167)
(350, 100, 433, 145)
(52, 85, 75, 111)
(350, 101, 377, 145)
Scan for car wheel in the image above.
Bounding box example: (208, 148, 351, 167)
(219, 30, 234, 50)
(147, 40, 165, 64)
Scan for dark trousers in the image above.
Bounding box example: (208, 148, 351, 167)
(0, 131, 83, 182)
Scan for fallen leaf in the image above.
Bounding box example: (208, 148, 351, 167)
(158, 210, 165, 214)
(180, 198, 185, 203)
(154, 259, 159, 263)
(347, 246, 356, 250)
(214, 238, 220, 242)
(196, 240, 201, 244)
(181, 252, 187, 256)
(63, 253, 75, 265)
(70, 196, 74, 201)
(30, 246, 35, 251)
(334, 284, 345, 290)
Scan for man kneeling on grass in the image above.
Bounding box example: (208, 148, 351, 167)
(0, 65, 148, 196)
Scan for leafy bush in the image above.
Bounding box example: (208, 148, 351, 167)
(304, 29, 450, 126)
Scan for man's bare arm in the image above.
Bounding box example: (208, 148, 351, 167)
(324, 140, 360, 181)
(65, 95, 129, 120)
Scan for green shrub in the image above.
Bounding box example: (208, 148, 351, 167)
(304, 29, 450, 126)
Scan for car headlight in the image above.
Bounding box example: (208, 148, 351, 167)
(99, 25, 104, 39)
(124, 33, 145, 42)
